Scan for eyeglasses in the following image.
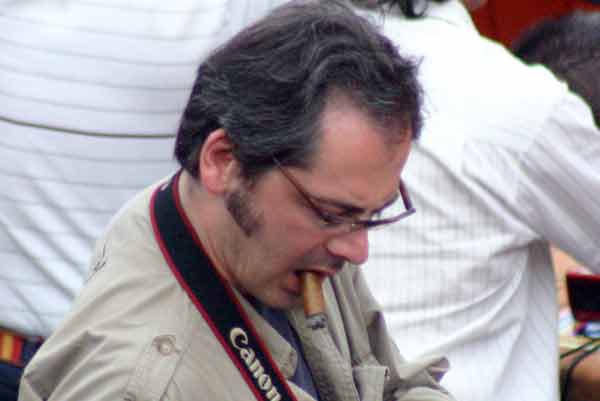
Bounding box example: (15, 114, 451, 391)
(272, 157, 415, 232)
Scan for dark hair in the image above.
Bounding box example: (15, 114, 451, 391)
(174, 0, 423, 180)
(513, 11, 600, 126)
(351, 0, 450, 18)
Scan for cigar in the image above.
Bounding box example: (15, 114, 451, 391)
(300, 271, 327, 330)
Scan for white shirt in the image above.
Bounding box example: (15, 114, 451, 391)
(361, 2, 600, 401)
(0, 0, 282, 338)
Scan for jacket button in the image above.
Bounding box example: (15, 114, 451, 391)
(154, 335, 175, 356)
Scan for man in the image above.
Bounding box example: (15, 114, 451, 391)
(19, 2, 454, 401)
(353, 1, 600, 401)
(0, 1, 282, 398)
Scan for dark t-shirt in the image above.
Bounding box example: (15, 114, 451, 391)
(257, 304, 321, 401)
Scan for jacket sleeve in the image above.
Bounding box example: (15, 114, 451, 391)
(515, 92, 600, 272)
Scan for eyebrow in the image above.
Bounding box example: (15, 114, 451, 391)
(310, 186, 400, 217)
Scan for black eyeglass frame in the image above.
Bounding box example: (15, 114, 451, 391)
(272, 157, 415, 232)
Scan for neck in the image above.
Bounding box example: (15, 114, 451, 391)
(178, 170, 235, 283)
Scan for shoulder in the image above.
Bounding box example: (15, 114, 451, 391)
(381, 10, 570, 150)
(22, 177, 196, 400)
(22, 275, 195, 401)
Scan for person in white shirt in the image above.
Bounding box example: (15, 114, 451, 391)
(0, 1, 282, 399)
(512, 12, 600, 401)
(352, 1, 600, 401)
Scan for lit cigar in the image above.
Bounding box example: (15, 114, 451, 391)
(301, 271, 327, 329)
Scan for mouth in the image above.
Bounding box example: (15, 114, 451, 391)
(306, 260, 344, 277)
(287, 256, 345, 296)
(289, 270, 326, 296)
(293, 266, 337, 281)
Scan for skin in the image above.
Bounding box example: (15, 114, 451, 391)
(179, 94, 412, 310)
(560, 344, 600, 401)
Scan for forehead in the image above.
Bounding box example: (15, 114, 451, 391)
(315, 93, 411, 164)
(308, 94, 411, 204)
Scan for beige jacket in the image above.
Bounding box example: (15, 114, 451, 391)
(19, 181, 453, 401)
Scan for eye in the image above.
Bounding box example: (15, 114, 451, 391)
(318, 210, 345, 227)
(318, 204, 366, 228)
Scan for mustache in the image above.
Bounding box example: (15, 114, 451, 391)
(291, 251, 345, 272)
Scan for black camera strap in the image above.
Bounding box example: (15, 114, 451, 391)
(150, 171, 297, 401)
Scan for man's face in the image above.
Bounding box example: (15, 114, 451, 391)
(222, 97, 412, 310)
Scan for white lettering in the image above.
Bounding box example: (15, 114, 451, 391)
(249, 359, 264, 377)
(258, 374, 272, 390)
(230, 327, 249, 348)
(229, 327, 284, 400)
(241, 347, 255, 365)
(266, 386, 282, 401)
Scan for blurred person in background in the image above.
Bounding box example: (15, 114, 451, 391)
(513, 12, 600, 401)
(352, 1, 600, 401)
(514, 11, 599, 129)
(0, 1, 282, 399)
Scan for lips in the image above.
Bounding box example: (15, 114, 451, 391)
(308, 260, 344, 277)
(294, 256, 345, 279)
(286, 253, 345, 297)
(294, 267, 333, 281)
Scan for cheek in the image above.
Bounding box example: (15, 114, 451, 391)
(260, 214, 326, 267)
(252, 185, 330, 267)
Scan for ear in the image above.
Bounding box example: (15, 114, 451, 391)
(198, 128, 239, 195)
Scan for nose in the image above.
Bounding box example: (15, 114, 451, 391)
(325, 228, 369, 265)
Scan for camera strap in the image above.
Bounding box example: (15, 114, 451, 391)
(150, 171, 297, 401)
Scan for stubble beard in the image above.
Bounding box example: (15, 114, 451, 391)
(225, 186, 262, 237)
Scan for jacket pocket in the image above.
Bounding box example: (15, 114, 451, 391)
(124, 334, 182, 401)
